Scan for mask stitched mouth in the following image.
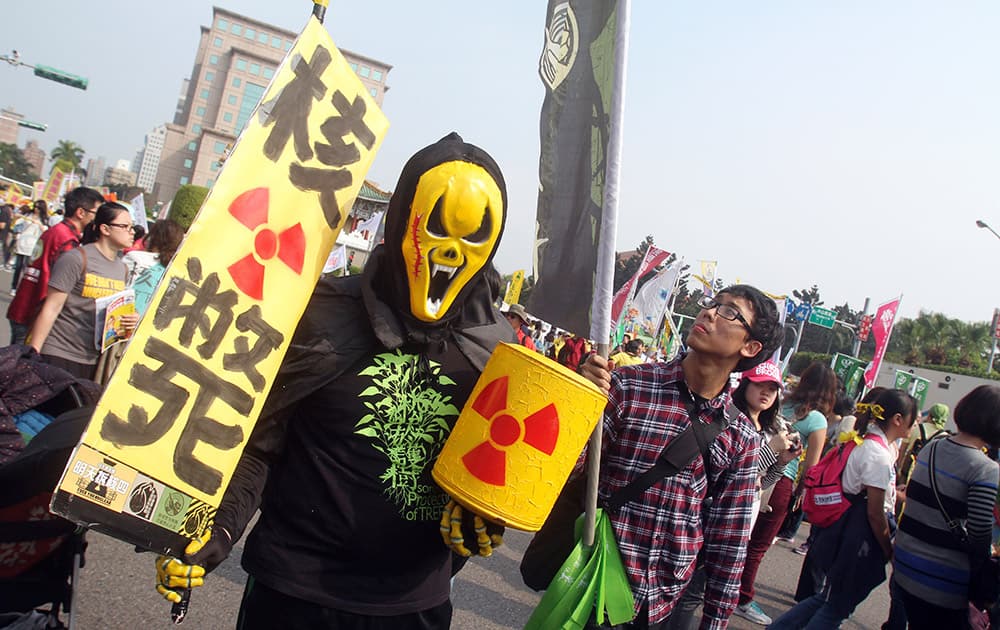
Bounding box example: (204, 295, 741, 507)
(426, 257, 464, 316)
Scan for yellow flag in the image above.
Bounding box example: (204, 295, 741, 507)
(504, 269, 525, 305)
(54, 16, 389, 553)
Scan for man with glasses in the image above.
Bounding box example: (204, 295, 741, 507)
(7, 186, 104, 345)
(580, 284, 782, 630)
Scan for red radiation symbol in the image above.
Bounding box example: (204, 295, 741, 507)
(226, 187, 306, 300)
(461, 376, 559, 486)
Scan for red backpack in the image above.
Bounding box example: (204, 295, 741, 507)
(802, 433, 887, 528)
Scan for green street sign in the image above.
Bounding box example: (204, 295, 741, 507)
(17, 119, 46, 131)
(808, 306, 837, 329)
(33, 65, 88, 90)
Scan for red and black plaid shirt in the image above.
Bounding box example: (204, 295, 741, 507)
(583, 356, 759, 629)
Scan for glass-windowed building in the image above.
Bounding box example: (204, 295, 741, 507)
(155, 6, 391, 204)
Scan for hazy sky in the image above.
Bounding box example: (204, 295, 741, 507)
(4, 1, 999, 323)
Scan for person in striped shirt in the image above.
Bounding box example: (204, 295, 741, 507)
(892, 385, 1000, 629)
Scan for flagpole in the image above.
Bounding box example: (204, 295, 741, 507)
(584, 0, 631, 548)
(312, 0, 328, 23)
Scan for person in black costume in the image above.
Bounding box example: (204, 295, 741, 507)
(156, 133, 514, 629)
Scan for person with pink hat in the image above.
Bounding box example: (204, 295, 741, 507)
(668, 360, 801, 630)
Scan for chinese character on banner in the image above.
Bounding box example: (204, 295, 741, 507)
(857, 314, 873, 342)
(52, 16, 389, 556)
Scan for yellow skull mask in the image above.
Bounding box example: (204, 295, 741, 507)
(401, 160, 504, 322)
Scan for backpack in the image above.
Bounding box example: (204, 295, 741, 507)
(802, 433, 886, 528)
(900, 424, 950, 484)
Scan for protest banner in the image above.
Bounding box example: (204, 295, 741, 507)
(894, 370, 931, 409)
(41, 166, 67, 206)
(831, 352, 868, 398)
(52, 15, 389, 556)
(626, 262, 679, 338)
(863, 296, 901, 388)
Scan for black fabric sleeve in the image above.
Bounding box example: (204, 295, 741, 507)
(212, 404, 295, 541)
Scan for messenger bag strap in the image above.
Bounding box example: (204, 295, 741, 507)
(603, 390, 725, 513)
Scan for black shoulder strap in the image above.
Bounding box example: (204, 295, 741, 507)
(603, 392, 725, 512)
(927, 439, 967, 542)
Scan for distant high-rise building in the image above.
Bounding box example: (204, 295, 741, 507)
(135, 124, 166, 192)
(85, 156, 106, 186)
(104, 165, 137, 187)
(0, 108, 23, 145)
(21, 140, 45, 179)
(154, 6, 391, 204)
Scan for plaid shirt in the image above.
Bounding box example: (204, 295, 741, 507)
(585, 356, 759, 629)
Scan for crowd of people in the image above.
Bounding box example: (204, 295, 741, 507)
(500, 296, 1000, 629)
(2, 187, 184, 376)
(5, 142, 1000, 630)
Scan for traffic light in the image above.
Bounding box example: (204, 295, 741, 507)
(33, 64, 88, 90)
(17, 119, 46, 131)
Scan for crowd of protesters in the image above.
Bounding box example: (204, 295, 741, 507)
(3, 186, 184, 380)
(500, 297, 1000, 630)
(4, 185, 1000, 630)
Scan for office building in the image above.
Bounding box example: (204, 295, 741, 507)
(85, 156, 106, 186)
(134, 124, 166, 192)
(154, 6, 391, 204)
(0, 108, 23, 145)
(105, 159, 137, 187)
(21, 140, 45, 179)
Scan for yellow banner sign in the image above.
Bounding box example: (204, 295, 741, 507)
(42, 166, 67, 206)
(61, 16, 389, 525)
(504, 269, 525, 305)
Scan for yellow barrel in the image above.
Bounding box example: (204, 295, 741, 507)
(432, 342, 606, 531)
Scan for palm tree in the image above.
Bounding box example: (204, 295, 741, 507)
(49, 140, 85, 175)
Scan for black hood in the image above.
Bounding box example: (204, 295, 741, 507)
(374, 132, 508, 325)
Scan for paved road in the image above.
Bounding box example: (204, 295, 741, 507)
(0, 268, 890, 629)
(70, 527, 890, 629)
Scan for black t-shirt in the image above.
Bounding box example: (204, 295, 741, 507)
(242, 339, 479, 614)
(0, 206, 11, 234)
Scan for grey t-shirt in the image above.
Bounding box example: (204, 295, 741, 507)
(41, 243, 127, 365)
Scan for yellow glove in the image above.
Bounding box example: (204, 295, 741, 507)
(439, 500, 504, 558)
(154, 530, 210, 603)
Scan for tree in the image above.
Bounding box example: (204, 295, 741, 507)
(792, 285, 823, 306)
(169, 184, 209, 229)
(49, 140, 85, 175)
(0, 143, 36, 183)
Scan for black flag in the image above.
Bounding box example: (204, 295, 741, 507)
(528, 0, 617, 336)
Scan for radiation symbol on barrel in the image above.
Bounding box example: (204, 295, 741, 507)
(226, 187, 306, 300)
(461, 376, 559, 486)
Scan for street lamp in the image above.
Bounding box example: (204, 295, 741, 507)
(977, 220, 1000, 241)
(979, 220, 1000, 371)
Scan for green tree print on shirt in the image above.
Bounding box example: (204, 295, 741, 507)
(355, 350, 460, 512)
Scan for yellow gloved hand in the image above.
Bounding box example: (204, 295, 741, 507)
(154, 530, 211, 603)
(439, 500, 504, 558)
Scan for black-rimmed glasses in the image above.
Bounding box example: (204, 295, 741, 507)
(697, 295, 755, 338)
(108, 223, 135, 232)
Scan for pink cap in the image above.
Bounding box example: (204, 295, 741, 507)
(743, 360, 782, 386)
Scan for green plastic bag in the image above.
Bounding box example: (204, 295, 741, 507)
(524, 509, 635, 630)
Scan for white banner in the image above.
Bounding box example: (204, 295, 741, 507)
(628, 263, 680, 336)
